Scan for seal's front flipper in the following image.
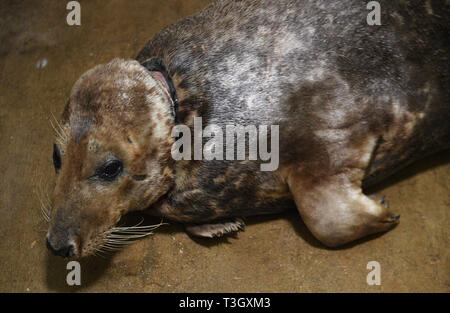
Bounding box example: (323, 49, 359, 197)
(185, 218, 245, 238)
(287, 168, 400, 248)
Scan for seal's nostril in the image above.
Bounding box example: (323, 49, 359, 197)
(67, 244, 75, 258)
(55, 244, 73, 258)
(46, 238, 75, 258)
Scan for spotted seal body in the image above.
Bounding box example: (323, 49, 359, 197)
(46, 0, 449, 258)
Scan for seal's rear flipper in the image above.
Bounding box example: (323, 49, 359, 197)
(185, 218, 245, 238)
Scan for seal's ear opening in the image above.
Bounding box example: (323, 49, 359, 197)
(141, 58, 179, 123)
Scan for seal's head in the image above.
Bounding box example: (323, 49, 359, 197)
(46, 59, 175, 258)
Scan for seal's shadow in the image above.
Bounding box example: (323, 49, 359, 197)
(364, 149, 450, 193)
(45, 251, 112, 292)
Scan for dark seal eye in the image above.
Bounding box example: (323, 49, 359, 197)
(97, 160, 123, 181)
(53, 144, 61, 171)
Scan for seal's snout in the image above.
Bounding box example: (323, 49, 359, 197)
(46, 236, 76, 258)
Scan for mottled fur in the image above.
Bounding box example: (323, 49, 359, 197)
(47, 0, 449, 257)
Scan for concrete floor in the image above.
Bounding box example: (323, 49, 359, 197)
(0, 0, 448, 293)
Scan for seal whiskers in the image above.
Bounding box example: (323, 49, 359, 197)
(94, 219, 168, 255)
(49, 120, 67, 147)
(34, 180, 51, 223)
(50, 111, 68, 144)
